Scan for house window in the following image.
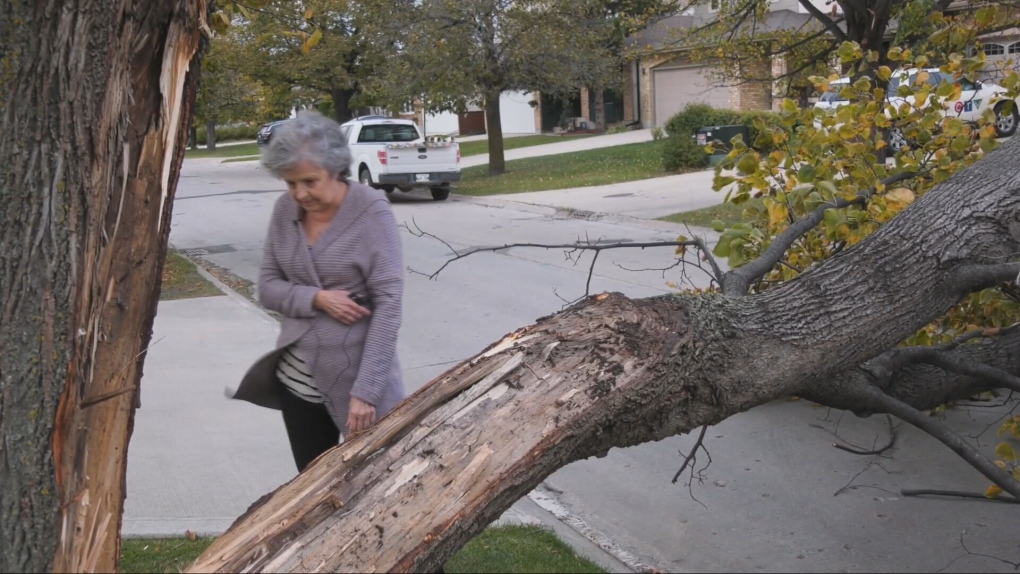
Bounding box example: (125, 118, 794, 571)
(710, 0, 721, 11)
(982, 43, 1005, 56)
(1009, 42, 1020, 54)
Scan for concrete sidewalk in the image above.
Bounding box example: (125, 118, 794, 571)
(463, 169, 730, 221)
(460, 129, 653, 168)
(123, 270, 633, 573)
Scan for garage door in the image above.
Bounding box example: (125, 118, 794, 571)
(653, 66, 730, 128)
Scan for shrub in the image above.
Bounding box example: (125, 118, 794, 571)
(663, 103, 742, 140)
(195, 123, 260, 145)
(661, 134, 707, 172)
(661, 104, 786, 166)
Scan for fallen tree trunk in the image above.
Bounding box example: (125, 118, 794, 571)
(189, 137, 1020, 572)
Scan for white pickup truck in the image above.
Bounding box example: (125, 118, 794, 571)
(340, 117, 461, 201)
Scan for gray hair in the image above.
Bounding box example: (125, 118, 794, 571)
(261, 110, 353, 179)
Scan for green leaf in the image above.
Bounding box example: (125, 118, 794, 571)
(798, 164, 816, 183)
(711, 220, 726, 232)
(210, 10, 231, 34)
(736, 153, 759, 175)
(817, 180, 838, 197)
(995, 441, 1018, 462)
(837, 41, 861, 63)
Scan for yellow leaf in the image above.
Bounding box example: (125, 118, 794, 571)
(885, 187, 915, 210)
(303, 28, 323, 54)
(305, 8, 316, 20)
(985, 484, 1004, 498)
(995, 441, 1017, 462)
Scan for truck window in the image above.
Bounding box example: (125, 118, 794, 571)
(357, 124, 421, 143)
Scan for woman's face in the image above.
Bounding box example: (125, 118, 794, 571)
(282, 160, 345, 213)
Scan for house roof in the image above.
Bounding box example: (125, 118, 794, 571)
(628, 9, 823, 52)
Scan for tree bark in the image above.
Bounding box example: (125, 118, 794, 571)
(0, 1, 207, 572)
(206, 121, 217, 151)
(593, 84, 606, 131)
(188, 136, 1020, 572)
(331, 87, 356, 124)
(484, 91, 505, 176)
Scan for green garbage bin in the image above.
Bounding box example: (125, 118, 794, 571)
(696, 125, 749, 166)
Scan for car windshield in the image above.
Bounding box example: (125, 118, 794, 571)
(357, 124, 420, 143)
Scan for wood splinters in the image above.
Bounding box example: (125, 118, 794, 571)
(555, 389, 579, 406)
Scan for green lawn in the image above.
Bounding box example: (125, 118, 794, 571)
(455, 140, 668, 196)
(120, 525, 607, 573)
(185, 142, 260, 159)
(658, 197, 763, 228)
(458, 134, 592, 157)
(208, 135, 590, 163)
(160, 252, 222, 301)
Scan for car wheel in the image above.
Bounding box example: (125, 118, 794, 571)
(430, 187, 450, 201)
(994, 102, 1018, 138)
(359, 167, 374, 189)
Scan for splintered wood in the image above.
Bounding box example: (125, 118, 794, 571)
(187, 294, 682, 573)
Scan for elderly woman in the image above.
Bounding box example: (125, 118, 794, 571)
(232, 111, 406, 472)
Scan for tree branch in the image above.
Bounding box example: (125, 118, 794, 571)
(950, 262, 1020, 293)
(798, 0, 847, 42)
(722, 171, 917, 296)
(858, 385, 1020, 498)
(403, 219, 722, 282)
(885, 347, 1020, 394)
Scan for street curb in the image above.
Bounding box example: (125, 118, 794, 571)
(183, 252, 280, 331)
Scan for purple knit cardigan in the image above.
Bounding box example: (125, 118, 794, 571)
(231, 181, 406, 431)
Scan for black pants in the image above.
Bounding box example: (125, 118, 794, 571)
(278, 385, 341, 472)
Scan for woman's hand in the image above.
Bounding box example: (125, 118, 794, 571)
(313, 290, 371, 325)
(347, 397, 377, 435)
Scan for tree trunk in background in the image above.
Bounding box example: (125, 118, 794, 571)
(190, 126, 199, 150)
(206, 121, 217, 151)
(0, 1, 207, 571)
(594, 84, 606, 131)
(484, 91, 505, 176)
(189, 138, 1020, 572)
(331, 87, 356, 124)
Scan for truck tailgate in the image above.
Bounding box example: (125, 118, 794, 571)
(383, 142, 459, 173)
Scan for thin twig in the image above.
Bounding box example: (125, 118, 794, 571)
(672, 425, 709, 484)
(831, 414, 898, 455)
(403, 219, 706, 281)
(901, 489, 1020, 504)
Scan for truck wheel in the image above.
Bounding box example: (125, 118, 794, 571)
(359, 167, 374, 189)
(995, 102, 1018, 138)
(430, 187, 450, 201)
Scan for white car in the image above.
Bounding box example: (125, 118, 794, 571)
(886, 67, 1017, 146)
(340, 117, 461, 201)
(813, 69, 1018, 149)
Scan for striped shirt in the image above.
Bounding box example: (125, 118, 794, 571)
(276, 345, 324, 403)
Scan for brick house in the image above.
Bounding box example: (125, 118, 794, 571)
(620, 5, 822, 128)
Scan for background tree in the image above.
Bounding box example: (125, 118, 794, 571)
(223, 0, 398, 124)
(377, 0, 618, 176)
(194, 39, 259, 150)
